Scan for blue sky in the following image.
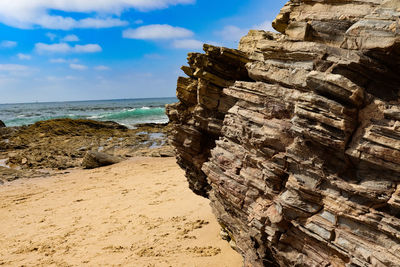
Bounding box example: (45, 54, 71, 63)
(0, 0, 286, 104)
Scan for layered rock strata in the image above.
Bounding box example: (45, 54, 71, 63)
(167, 0, 400, 266)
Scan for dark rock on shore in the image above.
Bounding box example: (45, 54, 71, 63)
(18, 118, 128, 137)
(82, 151, 122, 169)
(0, 120, 5, 128)
(0, 118, 173, 183)
(168, 0, 400, 266)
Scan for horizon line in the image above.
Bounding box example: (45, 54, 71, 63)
(0, 96, 178, 105)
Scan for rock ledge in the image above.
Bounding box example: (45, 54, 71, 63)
(168, 0, 400, 266)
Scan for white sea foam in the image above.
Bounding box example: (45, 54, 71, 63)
(0, 97, 176, 127)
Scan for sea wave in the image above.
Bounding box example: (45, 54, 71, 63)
(4, 115, 83, 127)
(92, 107, 165, 120)
(1, 98, 175, 127)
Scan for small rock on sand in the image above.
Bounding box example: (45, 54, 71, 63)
(82, 151, 122, 169)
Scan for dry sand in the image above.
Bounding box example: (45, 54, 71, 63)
(0, 157, 243, 267)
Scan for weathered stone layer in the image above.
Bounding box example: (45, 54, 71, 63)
(168, 0, 400, 266)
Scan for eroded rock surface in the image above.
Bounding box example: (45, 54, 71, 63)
(168, 0, 400, 266)
(82, 151, 122, 169)
(0, 119, 173, 183)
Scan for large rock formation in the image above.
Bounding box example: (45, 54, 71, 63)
(167, 0, 400, 266)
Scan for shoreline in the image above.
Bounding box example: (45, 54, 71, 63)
(0, 96, 177, 106)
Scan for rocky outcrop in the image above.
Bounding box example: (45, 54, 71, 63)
(82, 151, 122, 169)
(166, 44, 251, 196)
(168, 0, 400, 266)
(0, 119, 172, 183)
(0, 120, 5, 128)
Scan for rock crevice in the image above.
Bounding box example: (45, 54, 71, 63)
(168, 0, 400, 266)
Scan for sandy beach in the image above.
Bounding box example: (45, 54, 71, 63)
(0, 157, 243, 267)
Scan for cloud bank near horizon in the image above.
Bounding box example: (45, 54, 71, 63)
(0, 0, 195, 30)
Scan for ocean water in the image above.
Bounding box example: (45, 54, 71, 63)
(0, 97, 178, 128)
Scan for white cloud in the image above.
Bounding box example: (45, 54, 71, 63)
(35, 43, 102, 54)
(45, 76, 58, 81)
(33, 16, 127, 30)
(254, 21, 275, 32)
(77, 18, 128, 29)
(0, 64, 28, 71)
(215, 21, 277, 43)
(49, 58, 67, 63)
(62, 34, 79, 42)
(134, 19, 144, 24)
(46, 33, 57, 41)
(123, 24, 193, 40)
(49, 58, 79, 63)
(43, 75, 81, 81)
(70, 64, 88, 70)
(74, 44, 102, 53)
(0, 0, 194, 30)
(0, 40, 17, 48)
(65, 75, 80, 80)
(172, 39, 203, 49)
(215, 26, 248, 42)
(17, 53, 32, 60)
(94, 65, 110, 71)
(36, 43, 71, 53)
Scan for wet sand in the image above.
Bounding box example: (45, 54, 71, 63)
(0, 157, 242, 267)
